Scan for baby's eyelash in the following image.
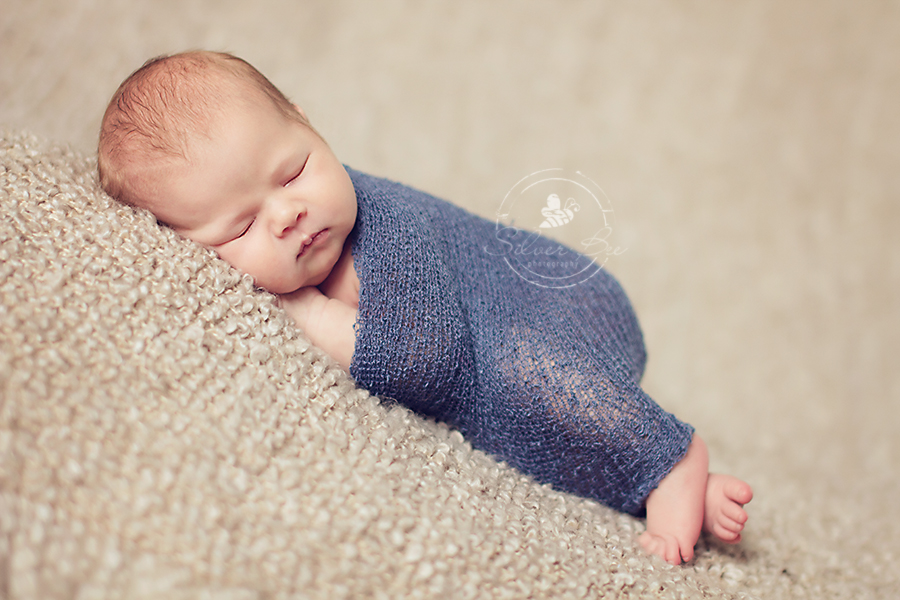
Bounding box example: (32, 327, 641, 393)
(235, 220, 254, 239)
(285, 156, 309, 186)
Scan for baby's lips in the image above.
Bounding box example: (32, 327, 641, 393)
(297, 229, 327, 257)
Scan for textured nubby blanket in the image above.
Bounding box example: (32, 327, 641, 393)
(348, 168, 693, 515)
(1, 132, 750, 598)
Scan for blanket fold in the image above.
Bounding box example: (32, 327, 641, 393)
(347, 169, 693, 515)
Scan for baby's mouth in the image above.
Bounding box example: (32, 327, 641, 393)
(297, 229, 326, 258)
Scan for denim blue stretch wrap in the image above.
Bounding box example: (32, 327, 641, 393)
(347, 168, 694, 515)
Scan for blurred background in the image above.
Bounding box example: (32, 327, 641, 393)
(3, 0, 898, 594)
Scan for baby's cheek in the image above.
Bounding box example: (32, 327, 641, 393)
(216, 245, 264, 284)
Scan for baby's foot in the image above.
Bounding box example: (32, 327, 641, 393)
(639, 438, 708, 565)
(703, 473, 753, 543)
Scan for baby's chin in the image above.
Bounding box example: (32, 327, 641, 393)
(263, 281, 316, 295)
(255, 244, 344, 295)
(261, 273, 328, 296)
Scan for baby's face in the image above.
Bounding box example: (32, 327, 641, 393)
(147, 99, 357, 294)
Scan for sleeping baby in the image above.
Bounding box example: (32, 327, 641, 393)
(98, 50, 752, 565)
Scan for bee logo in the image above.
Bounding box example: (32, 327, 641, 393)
(539, 194, 580, 228)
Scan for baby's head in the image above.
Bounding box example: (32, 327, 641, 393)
(98, 51, 357, 294)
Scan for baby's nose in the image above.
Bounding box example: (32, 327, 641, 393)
(272, 198, 306, 237)
(278, 213, 299, 237)
(273, 200, 305, 236)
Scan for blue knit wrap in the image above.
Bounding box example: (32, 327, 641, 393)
(347, 168, 694, 515)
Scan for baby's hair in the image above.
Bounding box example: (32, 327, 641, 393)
(98, 50, 312, 208)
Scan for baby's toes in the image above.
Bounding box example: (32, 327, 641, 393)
(707, 506, 746, 543)
(712, 522, 742, 543)
(717, 513, 745, 535)
(640, 532, 684, 565)
(639, 532, 665, 558)
(724, 479, 753, 505)
(661, 535, 684, 565)
(677, 538, 695, 563)
(722, 501, 749, 526)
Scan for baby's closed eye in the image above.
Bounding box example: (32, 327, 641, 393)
(283, 155, 309, 187)
(215, 219, 254, 246)
(235, 220, 254, 239)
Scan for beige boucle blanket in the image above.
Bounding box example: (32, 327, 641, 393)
(3, 131, 755, 599)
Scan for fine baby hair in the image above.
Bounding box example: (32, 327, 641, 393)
(98, 51, 313, 210)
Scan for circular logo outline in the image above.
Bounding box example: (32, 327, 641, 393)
(491, 168, 624, 289)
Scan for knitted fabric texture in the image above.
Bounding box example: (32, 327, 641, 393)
(348, 168, 694, 515)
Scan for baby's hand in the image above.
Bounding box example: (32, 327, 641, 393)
(277, 286, 357, 371)
(278, 286, 329, 333)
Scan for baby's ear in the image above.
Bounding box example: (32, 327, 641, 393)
(292, 104, 309, 121)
